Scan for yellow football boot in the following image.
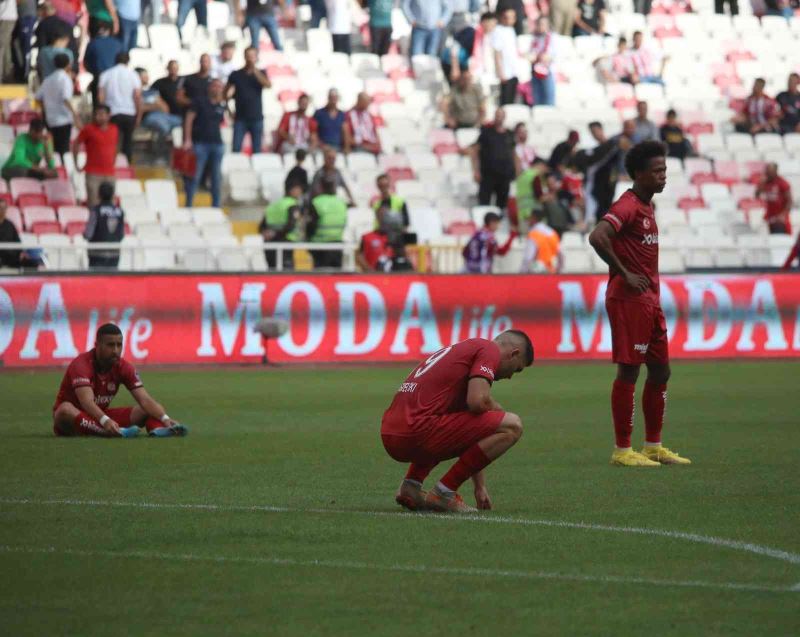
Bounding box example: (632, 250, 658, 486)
(610, 448, 661, 467)
(641, 445, 692, 465)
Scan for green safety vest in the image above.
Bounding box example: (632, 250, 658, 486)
(372, 194, 406, 230)
(515, 167, 542, 221)
(311, 194, 348, 243)
(264, 196, 299, 241)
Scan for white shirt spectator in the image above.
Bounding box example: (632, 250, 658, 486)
(490, 23, 518, 80)
(325, 0, 352, 35)
(36, 69, 74, 127)
(211, 55, 236, 84)
(98, 64, 141, 116)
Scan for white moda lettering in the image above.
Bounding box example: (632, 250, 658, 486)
(334, 282, 387, 355)
(0, 287, 14, 356)
(556, 281, 612, 353)
(397, 382, 417, 393)
(19, 283, 78, 360)
(275, 281, 326, 357)
(641, 233, 659, 245)
(480, 365, 495, 379)
(390, 282, 444, 355)
(736, 279, 788, 351)
(196, 283, 266, 357)
(634, 343, 649, 354)
(684, 280, 733, 351)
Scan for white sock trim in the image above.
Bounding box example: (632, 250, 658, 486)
(403, 479, 422, 488)
(436, 481, 454, 495)
(615, 446, 632, 452)
(644, 441, 662, 448)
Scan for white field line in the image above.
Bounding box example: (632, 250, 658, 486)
(0, 545, 795, 595)
(2, 497, 800, 568)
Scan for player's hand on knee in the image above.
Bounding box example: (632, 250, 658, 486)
(474, 485, 492, 510)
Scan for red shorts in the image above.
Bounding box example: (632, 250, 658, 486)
(381, 410, 505, 465)
(606, 298, 669, 365)
(53, 406, 134, 436)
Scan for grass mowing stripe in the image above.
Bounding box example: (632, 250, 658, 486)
(3, 497, 800, 567)
(0, 545, 795, 595)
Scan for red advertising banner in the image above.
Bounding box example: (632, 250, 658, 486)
(0, 273, 799, 368)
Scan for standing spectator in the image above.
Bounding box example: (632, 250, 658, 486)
(284, 149, 310, 194)
(37, 32, 73, 81)
(84, 21, 122, 103)
(756, 163, 792, 234)
(12, 0, 41, 82)
(372, 173, 409, 236)
(495, 0, 526, 34)
(136, 68, 182, 141)
(470, 107, 516, 210)
(114, 0, 140, 52)
(177, 0, 207, 40)
(659, 109, 692, 160)
(630, 31, 666, 85)
(226, 46, 272, 153)
(176, 53, 212, 108)
(444, 70, 486, 129)
(549, 130, 580, 172)
(550, 0, 578, 36)
(573, 0, 607, 36)
(572, 121, 629, 223)
(632, 101, 658, 143)
(308, 178, 348, 268)
(441, 24, 477, 83)
(715, 0, 738, 14)
(515, 157, 549, 227)
(403, 0, 452, 57)
(462, 212, 516, 273)
(365, 0, 394, 56)
(325, 0, 353, 54)
(73, 105, 119, 207)
(492, 8, 519, 106)
(0, 198, 28, 268)
(514, 123, 537, 172)
(84, 181, 125, 269)
(211, 41, 237, 84)
(521, 209, 563, 273)
(311, 146, 355, 203)
(259, 183, 303, 269)
(238, 0, 284, 52)
(276, 94, 319, 153)
(183, 79, 227, 208)
(87, 0, 119, 37)
(34, 1, 72, 48)
(763, 0, 792, 17)
(343, 92, 381, 154)
(733, 78, 780, 135)
(0, 0, 17, 82)
(777, 73, 800, 134)
(98, 52, 141, 162)
(529, 16, 557, 106)
(152, 60, 183, 120)
(36, 53, 80, 165)
(449, 0, 482, 34)
(634, 0, 651, 15)
(1, 119, 57, 181)
(308, 0, 326, 27)
(314, 89, 346, 150)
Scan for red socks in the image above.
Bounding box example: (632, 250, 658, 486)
(144, 417, 164, 433)
(72, 411, 107, 436)
(642, 382, 667, 444)
(440, 444, 491, 492)
(611, 380, 636, 448)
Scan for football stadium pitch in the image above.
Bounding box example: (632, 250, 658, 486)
(1, 361, 798, 636)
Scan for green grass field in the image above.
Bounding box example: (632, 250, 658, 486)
(1, 361, 799, 636)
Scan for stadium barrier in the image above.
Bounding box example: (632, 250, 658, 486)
(0, 273, 798, 367)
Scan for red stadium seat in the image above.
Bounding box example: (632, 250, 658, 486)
(433, 143, 460, 156)
(738, 197, 766, 213)
(0, 192, 11, 205)
(5, 206, 22, 233)
(744, 161, 766, 182)
(689, 172, 717, 186)
(58, 205, 90, 230)
(31, 221, 62, 235)
(7, 110, 38, 126)
(677, 196, 706, 211)
(446, 221, 477, 236)
(386, 167, 414, 185)
(686, 122, 714, 136)
(114, 167, 135, 179)
(17, 192, 47, 207)
(713, 160, 741, 186)
(65, 221, 87, 236)
(9, 177, 43, 202)
(22, 205, 57, 230)
(43, 179, 76, 205)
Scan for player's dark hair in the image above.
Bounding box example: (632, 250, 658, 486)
(505, 330, 534, 366)
(96, 323, 122, 340)
(484, 212, 501, 226)
(624, 140, 667, 180)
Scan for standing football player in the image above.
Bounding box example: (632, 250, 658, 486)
(589, 141, 690, 466)
(381, 331, 534, 513)
(52, 323, 188, 438)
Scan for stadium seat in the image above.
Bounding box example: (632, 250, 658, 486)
(10, 178, 44, 203)
(221, 153, 252, 175)
(251, 153, 284, 173)
(22, 206, 57, 231)
(659, 248, 685, 273)
(145, 179, 179, 213)
(115, 179, 143, 196)
(191, 207, 227, 226)
(140, 238, 176, 270)
(58, 206, 89, 231)
(43, 179, 75, 206)
(407, 206, 443, 243)
(562, 248, 592, 273)
(229, 171, 261, 203)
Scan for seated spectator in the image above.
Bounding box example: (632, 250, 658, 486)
(0, 198, 27, 268)
(366, 0, 394, 56)
(177, 54, 212, 109)
(152, 60, 183, 118)
(36, 53, 80, 165)
(660, 109, 692, 160)
(311, 146, 355, 203)
(514, 123, 537, 173)
(357, 226, 396, 272)
(84, 181, 125, 269)
(777, 73, 800, 134)
(595, 36, 636, 85)
(211, 41, 237, 84)
(308, 178, 348, 268)
(259, 182, 304, 269)
(733, 78, 780, 135)
(521, 209, 562, 273)
(1, 118, 57, 180)
(226, 46, 272, 153)
(462, 211, 516, 273)
(84, 21, 122, 102)
(136, 67, 182, 141)
(573, 0, 607, 36)
(73, 104, 119, 207)
(37, 32, 73, 81)
(371, 173, 409, 235)
(98, 52, 141, 162)
(403, 0, 452, 57)
(549, 130, 580, 173)
(313, 89, 346, 150)
(238, 0, 284, 52)
(630, 31, 666, 85)
(632, 101, 658, 143)
(285, 149, 310, 194)
(344, 92, 381, 155)
(444, 70, 485, 130)
(183, 79, 227, 208)
(276, 93, 319, 153)
(756, 162, 792, 235)
(515, 157, 550, 230)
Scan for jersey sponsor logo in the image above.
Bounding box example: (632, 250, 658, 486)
(479, 365, 495, 379)
(72, 377, 91, 386)
(398, 382, 418, 393)
(641, 233, 658, 245)
(634, 343, 649, 354)
(107, 382, 116, 392)
(94, 395, 114, 405)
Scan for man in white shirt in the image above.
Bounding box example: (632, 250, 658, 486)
(36, 52, 80, 164)
(491, 7, 519, 105)
(325, 0, 352, 55)
(211, 41, 237, 84)
(98, 51, 142, 162)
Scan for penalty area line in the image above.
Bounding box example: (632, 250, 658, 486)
(2, 497, 800, 567)
(0, 544, 795, 595)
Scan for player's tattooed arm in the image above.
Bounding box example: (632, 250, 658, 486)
(588, 220, 649, 293)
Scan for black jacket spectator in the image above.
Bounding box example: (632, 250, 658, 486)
(472, 110, 516, 209)
(84, 187, 125, 269)
(0, 206, 22, 268)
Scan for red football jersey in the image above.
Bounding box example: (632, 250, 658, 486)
(760, 177, 791, 220)
(53, 349, 143, 411)
(602, 189, 660, 306)
(381, 338, 501, 435)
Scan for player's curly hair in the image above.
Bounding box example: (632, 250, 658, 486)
(624, 140, 667, 180)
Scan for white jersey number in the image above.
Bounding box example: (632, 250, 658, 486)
(413, 346, 453, 378)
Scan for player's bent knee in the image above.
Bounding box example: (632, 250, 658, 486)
(500, 412, 523, 442)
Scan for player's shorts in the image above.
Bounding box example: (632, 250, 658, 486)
(606, 298, 669, 366)
(381, 410, 506, 465)
(53, 406, 134, 436)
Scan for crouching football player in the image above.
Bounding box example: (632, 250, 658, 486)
(381, 331, 534, 513)
(52, 323, 188, 438)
